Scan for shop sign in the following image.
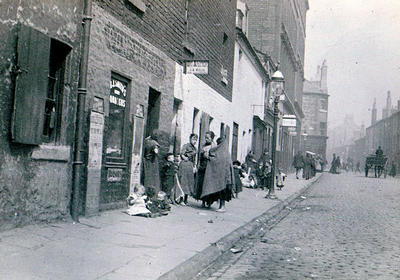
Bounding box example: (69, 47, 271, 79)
(107, 168, 123, 182)
(88, 111, 104, 169)
(184, 60, 209, 74)
(282, 115, 297, 127)
(110, 78, 127, 108)
(289, 131, 297, 136)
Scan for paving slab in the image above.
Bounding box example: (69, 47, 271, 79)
(0, 173, 321, 280)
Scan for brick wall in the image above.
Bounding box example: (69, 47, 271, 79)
(95, 0, 236, 101)
(244, 0, 280, 58)
(184, 0, 236, 101)
(95, 0, 186, 62)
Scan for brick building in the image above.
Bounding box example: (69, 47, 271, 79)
(243, 0, 308, 172)
(84, 0, 237, 214)
(301, 61, 329, 159)
(174, 0, 237, 155)
(0, 1, 83, 230)
(84, 0, 181, 213)
(231, 1, 272, 162)
(347, 97, 400, 172)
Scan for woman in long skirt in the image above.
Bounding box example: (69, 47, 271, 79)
(195, 131, 215, 207)
(178, 134, 198, 204)
(200, 136, 234, 212)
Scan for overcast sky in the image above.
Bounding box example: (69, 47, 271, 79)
(304, 0, 400, 128)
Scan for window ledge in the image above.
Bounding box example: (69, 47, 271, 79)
(32, 145, 71, 162)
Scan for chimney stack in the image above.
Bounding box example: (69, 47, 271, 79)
(320, 60, 328, 93)
(371, 98, 377, 125)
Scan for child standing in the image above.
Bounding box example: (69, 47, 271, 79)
(161, 153, 178, 203)
(232, 160, 243, 198)
(275, 169, 287, 190)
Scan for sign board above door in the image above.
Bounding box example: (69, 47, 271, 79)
(282, 115, 297, 127)
(184, 60, 209, 75)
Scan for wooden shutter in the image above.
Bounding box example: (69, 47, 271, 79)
(11, 24, 50, 144)
(199, 112, 210, 149)
(224, 124, 231, 145)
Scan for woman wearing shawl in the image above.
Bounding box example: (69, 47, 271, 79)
(195, 131, 215, 206)
(143, 130, 161, 194)
(201, 136, 234, 212)
(178, 133, 198, 204)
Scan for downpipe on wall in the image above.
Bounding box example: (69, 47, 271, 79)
(71, 0, 92, 222)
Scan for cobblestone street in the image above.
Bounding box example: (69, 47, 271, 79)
(196, 173, 400, 280)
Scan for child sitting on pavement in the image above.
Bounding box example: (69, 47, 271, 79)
(125, 184, 151, 217)
(145, 188, 171, 217)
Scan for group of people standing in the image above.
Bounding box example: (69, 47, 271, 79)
(292, 151, 318, 180)
(142, 130, 237, 213)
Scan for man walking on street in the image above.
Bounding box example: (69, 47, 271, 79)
(293, 151, 304, 179)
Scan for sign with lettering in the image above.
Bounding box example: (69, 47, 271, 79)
(106, 76, 128, 157)
(110, 78, 127, 108)
(282, 115, 297, 127)
(184, 60, 209, 74)
(103, 23, 166, 78)
(130, 114, 145, 192)
(88, 111, 104, 169)
(107, 168, 124, 182)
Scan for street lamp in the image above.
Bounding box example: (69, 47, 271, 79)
(265, 69, 285, 199)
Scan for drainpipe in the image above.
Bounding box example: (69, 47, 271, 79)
(71, 0, 92, 221)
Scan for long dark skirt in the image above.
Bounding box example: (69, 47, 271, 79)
(143, 158, 160, 194)
(178, 160, 195, 196)
(201, 185, 233, 205)
(194, 168, 206, 200)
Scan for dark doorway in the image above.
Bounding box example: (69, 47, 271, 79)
(232, 122, 239, 161)
(171, 98, 182, 154)
(145, 88, 161, 137)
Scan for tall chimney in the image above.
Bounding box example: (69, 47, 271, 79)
(320, 60, 328, 93)
(371, 98, 377, 125)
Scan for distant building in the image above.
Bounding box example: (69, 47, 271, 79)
(371, 98, 377, 125)
(382, 90, 394, 119)
(231, 1, 272, 162)
(301, 61, 329, 159)
(244, 0, 309, 171)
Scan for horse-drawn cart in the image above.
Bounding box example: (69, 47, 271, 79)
(365, 154, 387, 178)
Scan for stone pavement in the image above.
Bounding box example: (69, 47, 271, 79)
(197, 173, 400, 280)
(0, 173, 321, 280)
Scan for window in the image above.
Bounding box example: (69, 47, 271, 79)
(43, 39, 71, 142)
(11, 24, 71, 145)
(192, 107, 199, 133)
(223, 33, 228, 45)
(320, 122, 327, 136)
(220, 122, 225, 138)
(126, 0, 146, 13)
(106, 74, 129, 158)
(236, 9, 244, 29)
(320, 98, 328, 111)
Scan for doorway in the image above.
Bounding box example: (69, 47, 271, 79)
(100, 73, 131, 209)
(232, 122, 239, 161)
(145, 88, 161, 138)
